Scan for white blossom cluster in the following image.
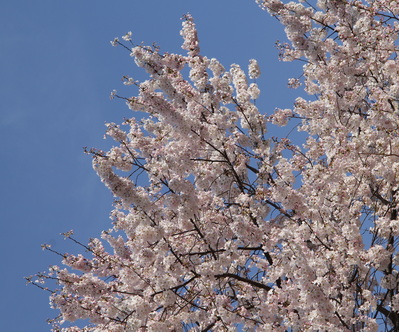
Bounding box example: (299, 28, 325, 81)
(29, 3, 399, 331)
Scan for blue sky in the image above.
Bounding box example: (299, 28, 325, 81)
(1, 0, 302, 330)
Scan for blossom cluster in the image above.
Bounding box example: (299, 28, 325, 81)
(29, 2, 399, 331)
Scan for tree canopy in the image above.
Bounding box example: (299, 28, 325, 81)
(28, 1, 399, 331)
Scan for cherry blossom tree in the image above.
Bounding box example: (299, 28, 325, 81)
(28, 0, 399, 330)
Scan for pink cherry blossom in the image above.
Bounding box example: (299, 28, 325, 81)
(28, 3, 399, 331)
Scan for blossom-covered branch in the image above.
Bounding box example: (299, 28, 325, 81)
(29, 1, 399, 331)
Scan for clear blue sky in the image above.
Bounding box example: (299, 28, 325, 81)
(0, 0, 302, 330)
